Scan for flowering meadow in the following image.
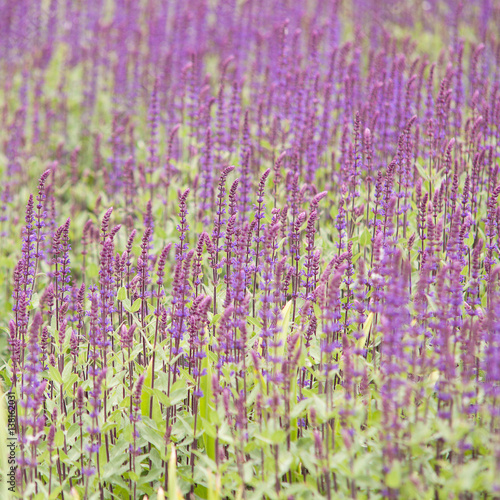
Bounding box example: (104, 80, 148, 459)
(1, 0, 500, 499)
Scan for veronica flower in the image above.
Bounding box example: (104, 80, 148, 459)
(98, 237, 115, 363)
(175, 188, 190, 262)
(199, 127, 214, 221)
(130, 374, 145, 456)
(335, 198, 347, 252)
(237, 111, 252, 221)
(212, 165, 235, 267)
(85, 367, 107, 484)
(20, 194, 36, 296)
(18, 312, 46, 485)
(146, 79, 160, 198)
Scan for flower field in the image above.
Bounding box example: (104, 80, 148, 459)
(1, 0, 500, 498)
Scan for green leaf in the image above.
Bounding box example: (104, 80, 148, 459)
(209, 313, 221, 326)
(61, 360, 73, 383)
(102, 439, 130, 480)
(352, 251, 362, 264)
(277, 300, 293, 360)
(126, 298, 141, 313)
(127, 470, 139, 482)
(138, 421, 164, 450)
(63, 374, 79, 392)
(49, 486, 64, 500)
(156, 227, 167, 239)
(86, 262, 99, 279)
(386, 461, 401, 489)
(415, 161, 431, 182)
(30, 293, 40, 310)
(360, 227, 371, 246)
(260, 139, 273, 151)
(48, 365, 63, 385)
(170, 379, 188, 406)
(290, 397, 312, 419)
(141, 360, 161, 422)
(132, 298, 142, 312)
(168, 445, 183, 499)
(178, 367, 195, 386)
(152, 388, 171, 406)
(356, 312, 373, 350)
(206, 471, 221, 500)
(117, 286, 127, 301)
(54, 430, 64, 448)
(246, 316, 262, 329)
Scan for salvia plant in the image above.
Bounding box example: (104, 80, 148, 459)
(1, 0, 500, 499)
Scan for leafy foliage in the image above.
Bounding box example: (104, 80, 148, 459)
(1, 1, 500, 499)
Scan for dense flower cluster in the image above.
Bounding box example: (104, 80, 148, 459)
(2, 0, 500, 499)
